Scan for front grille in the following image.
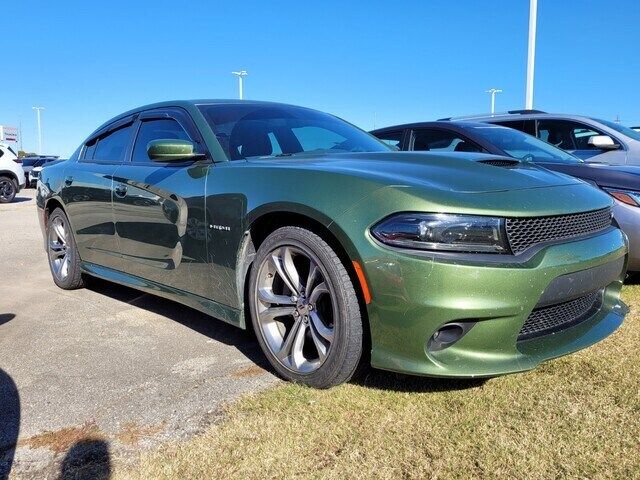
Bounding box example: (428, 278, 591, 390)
(506, 207, 612, 255)
(518, 290, 603, 340)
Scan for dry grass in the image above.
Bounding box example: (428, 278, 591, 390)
(19, 421, 105, 454)
(115, 281, 640, 480)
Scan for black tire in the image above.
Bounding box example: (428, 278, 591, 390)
(46, 208, 84, 290)
(0, 176, 17, 203)
(249, 226, 363, 388)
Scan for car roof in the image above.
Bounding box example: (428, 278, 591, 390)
(442, 111, 603, 124)
(89, 99, 318, 139)
(371, 120, 506, 134)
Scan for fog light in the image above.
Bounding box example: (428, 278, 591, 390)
(427, 321, 475, 352)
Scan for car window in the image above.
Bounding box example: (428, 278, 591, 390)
(197, 103, 389, 160)
(83, 140, 97, 160)
(465, 124, 581, 164)
(291, 126, 348, 152)
(375, 130, 403, 149)
(593, 118, 640, 142)
(132, 119, 191, 163)
(537, 120, 604, 150)
(493, 119, 537, 136)
(412, 129, 483, 153)
(92, 125, 133, 162)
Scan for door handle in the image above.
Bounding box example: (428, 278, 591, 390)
(114, 184, 128, 198)
(64, 176, 73, 186)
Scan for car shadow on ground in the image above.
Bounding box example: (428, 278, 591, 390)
(0, 314, 16, 327)
(84, 277, 273, 371)
(353, 367, 488, 393)
(8, 196, 32, 204)
(85, 277, 490, 393)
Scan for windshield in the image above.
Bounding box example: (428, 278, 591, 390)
(464, 124, 582, 164)
(198, 103, 390, 160)
(593, 118, 640, 142)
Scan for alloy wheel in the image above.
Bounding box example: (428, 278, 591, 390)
(48, 216, 70, 280)
(0, 179, 15, 202)
(254, 245, 336, 374)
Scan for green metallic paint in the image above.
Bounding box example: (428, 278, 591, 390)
(36, 100, 629, 378)
(147, 139, 202, 162)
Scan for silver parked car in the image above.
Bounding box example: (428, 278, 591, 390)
(442, 110, 640, 166)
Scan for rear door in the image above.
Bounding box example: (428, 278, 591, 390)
(61, 117, 134, 270)
(112, 108, 212, 298)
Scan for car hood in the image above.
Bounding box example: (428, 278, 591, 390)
(246, 151, 582, 194)
(540, 162, 640, 190)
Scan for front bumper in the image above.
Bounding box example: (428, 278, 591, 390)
(360, 227, 628, 377)
(613, 199, 640, 272)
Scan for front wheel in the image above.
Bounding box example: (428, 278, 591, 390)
(249, 226, 363, 388)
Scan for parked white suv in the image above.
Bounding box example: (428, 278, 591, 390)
(0, 143, 26, 203)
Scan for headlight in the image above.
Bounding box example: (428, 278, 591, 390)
(603, 188, 640, 207)
(371, 213, 508, 253)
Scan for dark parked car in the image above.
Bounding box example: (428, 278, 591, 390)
(37, 100, 628, 387)
(442, 110, 640, 165)
(372, 121, 640, 273)
(21, 156, 59, 187)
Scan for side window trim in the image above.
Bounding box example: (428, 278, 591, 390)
(79, 115, 137, 164)
(408, 128, 484, 153)
(129, 112, 206, 166)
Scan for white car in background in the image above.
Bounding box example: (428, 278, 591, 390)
(0, 143, 26, 203)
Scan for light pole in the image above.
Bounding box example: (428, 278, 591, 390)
(231, 70, 248, 100)
(485, 88, 503, 114)
(525, 0, 538, 109)
(32, 106, 45, 154)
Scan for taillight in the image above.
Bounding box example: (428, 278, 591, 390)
(13, 159, 22, 164)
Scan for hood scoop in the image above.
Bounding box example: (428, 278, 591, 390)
(479, 158, 521, 167)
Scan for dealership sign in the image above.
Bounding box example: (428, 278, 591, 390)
(0, 125, 18, 142)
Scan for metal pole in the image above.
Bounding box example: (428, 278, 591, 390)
(33, 106, 44, 154)
(525, 0, 538, 109)
(485, 89, 502, 114)
(232, 71, 248, 100)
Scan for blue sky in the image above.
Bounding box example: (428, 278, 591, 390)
(5, 0, 640, 156)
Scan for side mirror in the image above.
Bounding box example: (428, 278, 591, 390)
(147, 139, 205, 162)
(587, 135, 619, 150)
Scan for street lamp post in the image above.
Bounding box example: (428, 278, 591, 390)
(485, 88, 503, 114)
(525, 0, 538, 109)
(32, 106, 45, 155)
(231, 70, 248, 100)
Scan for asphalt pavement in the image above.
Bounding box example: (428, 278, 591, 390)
(0, 188, 278, 479)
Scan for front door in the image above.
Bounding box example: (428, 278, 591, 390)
(112, 110, 212, 298)
(536, 119, 625, 163)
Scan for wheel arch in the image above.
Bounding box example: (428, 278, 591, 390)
(0, 170, 19, 185)
(237, 206, 371, 360)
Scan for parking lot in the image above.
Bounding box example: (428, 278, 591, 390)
(0, 189, 277, 478)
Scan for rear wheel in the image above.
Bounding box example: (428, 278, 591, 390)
(0, 176, 16, 203)
(47, 208, 84, 290)
(249, 226, 363, 388)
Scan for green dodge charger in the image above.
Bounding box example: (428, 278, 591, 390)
(36, 100, 628, 388)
